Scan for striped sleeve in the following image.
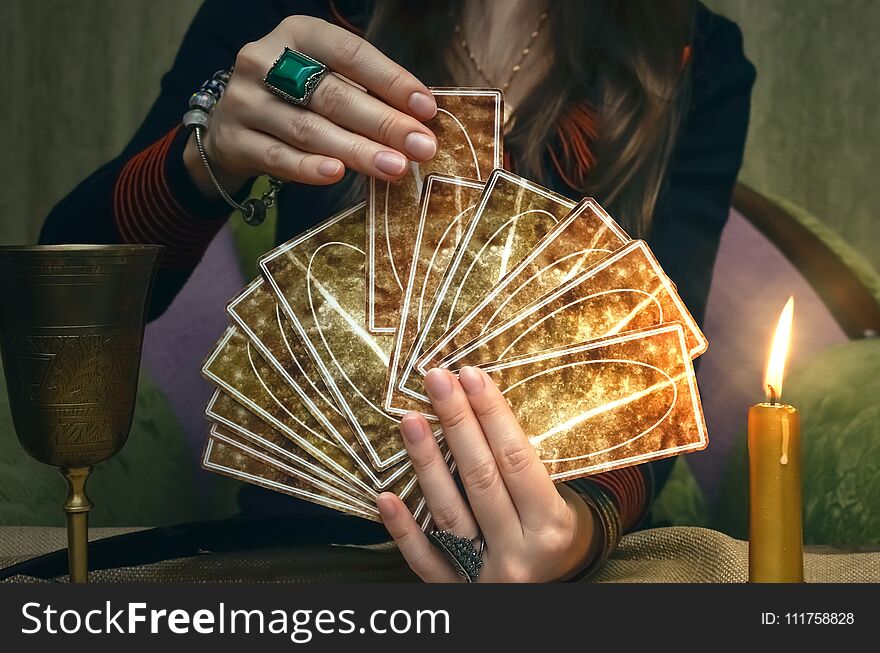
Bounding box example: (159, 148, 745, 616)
(570, 464, 652, 533)
(112, 125, 231, 268)
(587, 466, 652, 532)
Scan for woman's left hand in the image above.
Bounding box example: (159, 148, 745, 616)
(378, 366, 601, 582)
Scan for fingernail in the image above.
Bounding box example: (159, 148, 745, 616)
(400, 414, 426, 444)
(459, 366, 485, 396)
(377, 493, 398, 519)
(403, 132, 437, 161)
(408, 91, 437, 120)
(318, 159, 342, 177)
(374, 151, 408, 176)
(424, 368, 453, 401)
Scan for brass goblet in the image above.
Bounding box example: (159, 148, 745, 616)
(0, 245, 162, 582)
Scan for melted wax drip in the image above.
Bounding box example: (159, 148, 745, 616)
(780, 413, 790, 466)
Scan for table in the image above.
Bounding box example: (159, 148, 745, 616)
(2, 526, 878, 583)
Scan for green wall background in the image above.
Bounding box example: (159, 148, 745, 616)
(0, 0, 877, 273)
(0, 0, 203, 246)
(706, 0, 878, 269)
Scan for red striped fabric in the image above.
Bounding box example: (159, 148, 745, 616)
(588, 466, 649, 532)
(113, 126, 225, 268)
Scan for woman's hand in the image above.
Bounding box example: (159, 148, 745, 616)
(184, 15, 438, 197)
(378, 366, 602, 583)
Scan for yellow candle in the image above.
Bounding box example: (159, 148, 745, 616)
(748, 297, 804, 583)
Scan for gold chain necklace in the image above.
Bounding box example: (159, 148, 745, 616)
(455, 10, 548, 124)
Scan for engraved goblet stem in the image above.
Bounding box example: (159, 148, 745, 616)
(61, 466, 93, 583)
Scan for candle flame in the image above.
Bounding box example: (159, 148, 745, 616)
(764, 296, 794, 403)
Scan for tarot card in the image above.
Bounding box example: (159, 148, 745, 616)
(227, 277, 416, 489)
(397, 169, 575, 406)
(417, 197, 630, 371)
(260, 203, 413, 470)
(368, 88, 503, 333)
(208, 425, 432, 526)
(442, 240, 709, 369)
(203, 326, 406, 499)
(205, 425, 380, 521)
(480, 323, 708, 480)
(383, 175, 486, 417)
(206, 388, 369, 500)
(206, 388, 430, 518)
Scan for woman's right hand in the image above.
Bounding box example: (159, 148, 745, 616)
(183, 15, 438, 198)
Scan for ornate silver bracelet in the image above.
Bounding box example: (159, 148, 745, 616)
(182, 69, 282, 226)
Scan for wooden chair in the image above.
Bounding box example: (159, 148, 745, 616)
(732, 183, 880, 339)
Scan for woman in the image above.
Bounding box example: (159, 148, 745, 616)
(41, 0, 755, 581)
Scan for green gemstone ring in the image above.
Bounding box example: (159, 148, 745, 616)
(263, 47, 328, 106)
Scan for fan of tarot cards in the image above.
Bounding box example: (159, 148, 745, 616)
(200, 88, 708, 528)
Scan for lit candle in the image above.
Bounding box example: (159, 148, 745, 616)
(748, 296, 804, 583)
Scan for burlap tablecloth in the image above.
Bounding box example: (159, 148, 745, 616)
(2, 526, 878, 583)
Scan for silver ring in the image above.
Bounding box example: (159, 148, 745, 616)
(428, 529, 485, 583)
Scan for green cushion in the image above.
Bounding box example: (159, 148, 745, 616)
(649, 457, 710, 528)
(715, 338, 880, 545)
(0, 363, 238, 527)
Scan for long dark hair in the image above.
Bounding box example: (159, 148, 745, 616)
(363, 0, 695, 237)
